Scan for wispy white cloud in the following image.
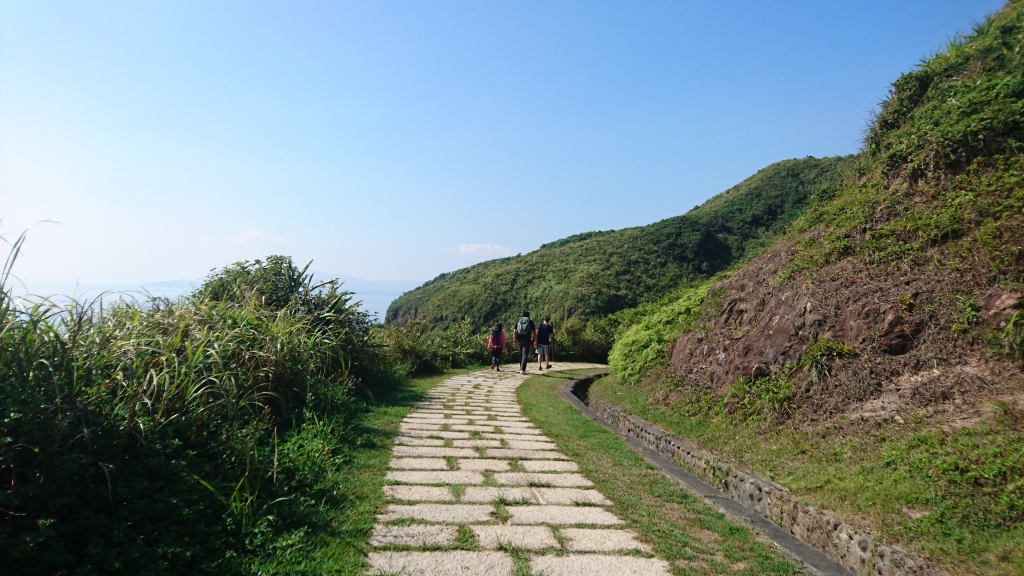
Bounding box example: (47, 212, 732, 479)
(455, 243, 517, 258)
(204, 230, 291, 245)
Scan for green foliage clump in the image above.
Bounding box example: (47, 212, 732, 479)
(883, 407, 1024, 544)
(553, 316, 615, 362)
(608, 280, 714, 383)
(1002, 310, 1024, 363)
(723, 340, 856, 422)
(725, 377, 797, 422)
(784, 3, 1024, 274)
(373, 318, 486, 376)
(952, 295, 984, 333)
(0, 254, 396, 575)
(867, 6, 1024, 183)
(387, 156, 854, 341)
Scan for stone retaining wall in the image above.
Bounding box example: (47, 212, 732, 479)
(579, 385, 941, 576)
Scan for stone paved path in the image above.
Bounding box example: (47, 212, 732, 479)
(367, 364, 673, 576)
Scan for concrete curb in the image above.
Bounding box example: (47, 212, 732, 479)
(560, 373, 854, 576)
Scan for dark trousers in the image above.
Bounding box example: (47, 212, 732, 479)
(518, 340, 531, 371)
(491, 350, 502, 368)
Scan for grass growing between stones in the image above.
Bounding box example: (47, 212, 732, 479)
(589, 373, 1024, 576)
(518, 370, 799, 576)
(252, 366, 481, 575)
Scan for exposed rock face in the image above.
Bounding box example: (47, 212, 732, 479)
(981, 288, 1021, 327)
(877, 309, 923, 355)
(666, 237, 1023, 413)
(670, 246, 839, 393)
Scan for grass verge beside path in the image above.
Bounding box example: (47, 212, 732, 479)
(519, 370, 799, 576)
(589, 375, 1024, 576)
(251, 367, 483, 575)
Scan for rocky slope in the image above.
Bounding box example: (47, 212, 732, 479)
(659, 3, 1024, 420)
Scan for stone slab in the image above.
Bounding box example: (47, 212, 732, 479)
(491, 421, 535, 428)
(493, 473, 593, 487)
(392, 446, 480, 458)
(378, 504, 494, 523)
(506, 440, 558, 450)
(401, 430, 471, 439)
(383, 485, 455, 502)
(450, 425, 500, 432)
(485, 449, 567, 460)
(369, 524, 458, 547)
(471, 525, 559, 550)
(460, 486, 536, 503)
(506, 506, 624, 525)
(494, 427, 542, 435)
(457, 459, 511, 471)
(451, 439, 501, 448)
(533, 488, 612, 506)
(368, 551, 513, 576)
(481, 433, 554, 442)
(400, 423, 445, 431)
(415, 418, 469, 425)
(560, 528, 649, 552)
(529, 555, 671, 576)
(386, 471, 485, 485)
(395, 436, 446, 447)
(520, 460, 579, 472)
(390, 458, 450, 470)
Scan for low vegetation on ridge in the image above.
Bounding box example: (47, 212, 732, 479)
(386, 155, 853, 345)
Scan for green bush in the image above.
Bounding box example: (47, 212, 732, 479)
(552, 316, 615, 362)
(1003, 310, 1024, 363)
(373, 318, 486, 376)
(0, 254, 394, 575)
(724, 376, 797, 423)
(608, 280, 714, 383)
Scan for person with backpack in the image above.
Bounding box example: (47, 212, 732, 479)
(513, 311, 536, 374)
(536, 315, 554, 370)
(487, 322, 506, 371)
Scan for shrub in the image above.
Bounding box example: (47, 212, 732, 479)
(553, 316, 614, 362)
(373, 318, 486, 376)
(608, 280, 714, 383)
(0, 254, 387, 575)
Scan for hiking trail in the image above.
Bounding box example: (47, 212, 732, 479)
(366, 363, 673, 576)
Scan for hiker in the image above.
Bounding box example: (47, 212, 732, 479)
(536, 315, 554, 370)
(513, 310, 536, 374)
(487, 322, 506, 371)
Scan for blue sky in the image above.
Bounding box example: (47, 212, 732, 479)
(1, 0, 1007, 290)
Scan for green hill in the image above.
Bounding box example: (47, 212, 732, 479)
(602, 2, 1024, 573)
(386, 155, 854, 332)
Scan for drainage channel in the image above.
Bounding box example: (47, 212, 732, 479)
(560, 373, 854, 576)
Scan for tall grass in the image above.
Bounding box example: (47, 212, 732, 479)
(0, 252, 408, 574)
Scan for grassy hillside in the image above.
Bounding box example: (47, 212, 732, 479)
(605, 2, 1024, 573)
(386, 155, 853, 334)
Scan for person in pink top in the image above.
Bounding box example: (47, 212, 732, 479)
(487, 322, 507, 371)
